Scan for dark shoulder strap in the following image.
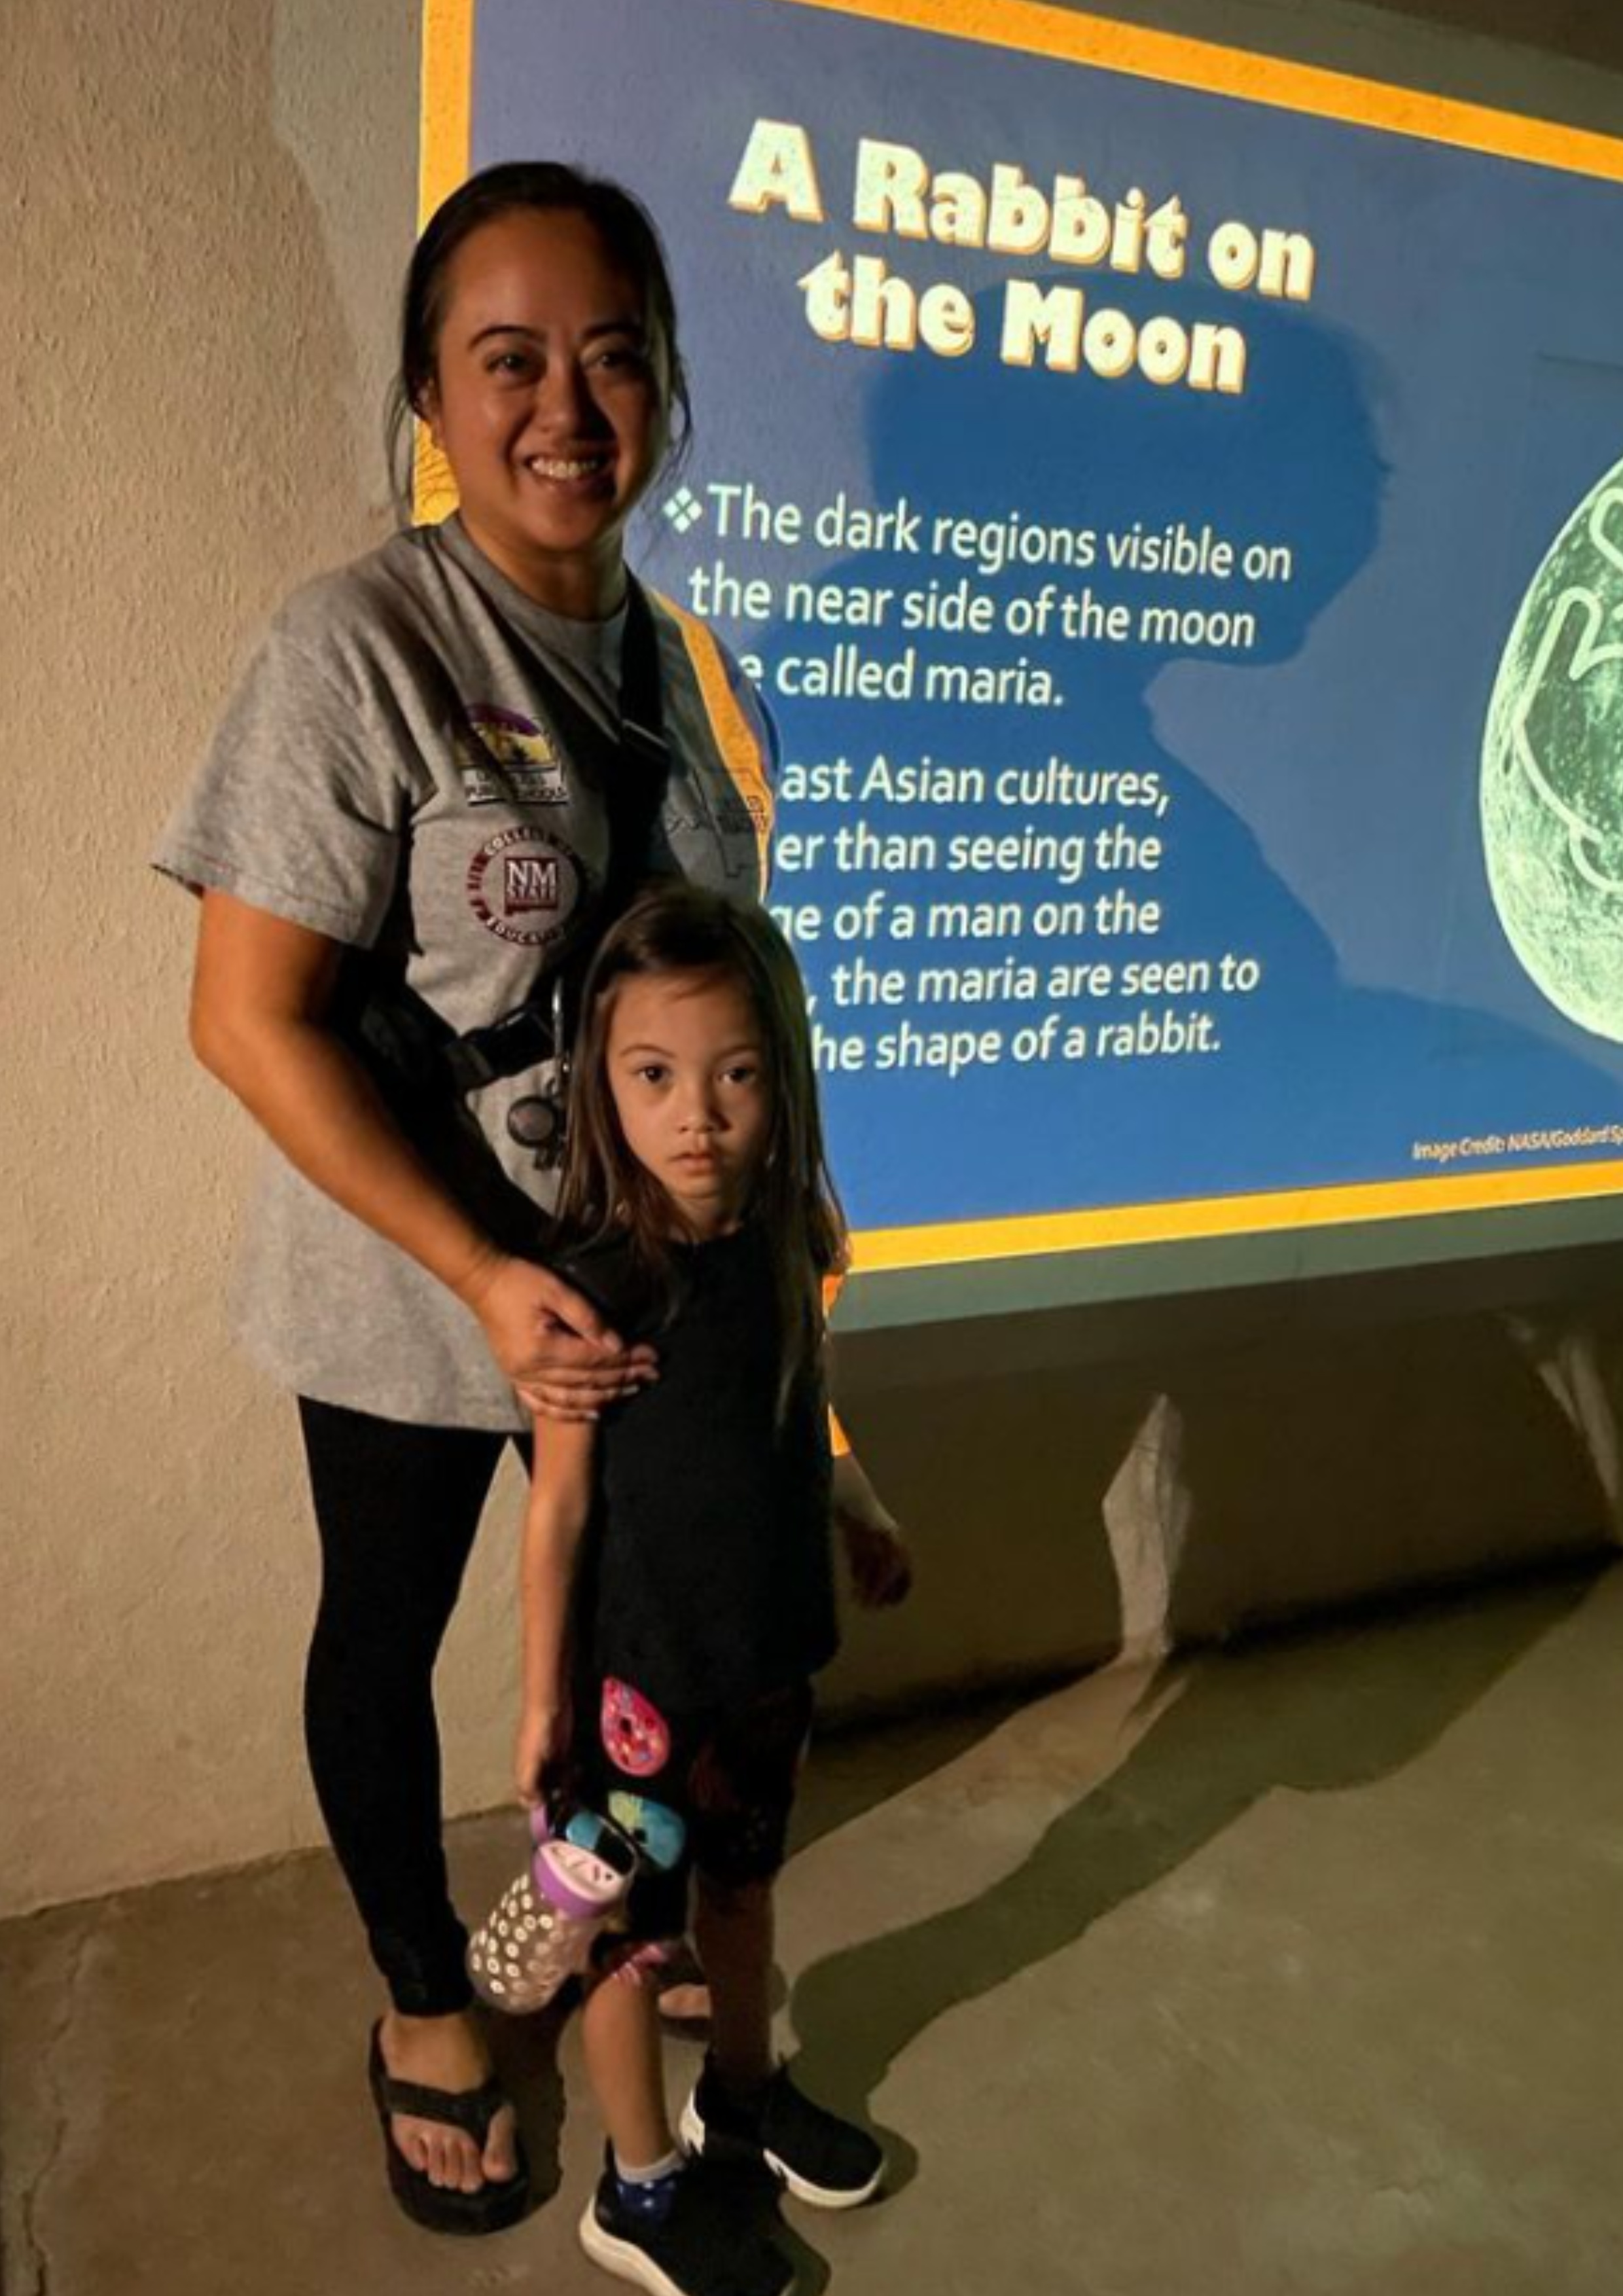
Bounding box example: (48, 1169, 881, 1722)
(431, 578, 674, 1093)
(596, 578, 673, 915)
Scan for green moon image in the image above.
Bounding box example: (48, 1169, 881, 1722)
(1482, 455, 1623, 1041)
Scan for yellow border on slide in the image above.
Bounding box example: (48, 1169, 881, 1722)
(415, 0, 476, 521)
(418, 0, 1623, 1274)
(420, 0, 1623, 222)
(779, 0, 1623, 183)
(851, 1157, 1623, 1275)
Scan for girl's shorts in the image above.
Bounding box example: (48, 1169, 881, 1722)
(563, 1676, 813, 1945)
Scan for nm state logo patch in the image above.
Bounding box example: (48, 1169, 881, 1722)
(465, 827, 583, 947)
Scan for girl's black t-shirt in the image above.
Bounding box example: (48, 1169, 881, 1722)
(556, 1223, 838, 1715)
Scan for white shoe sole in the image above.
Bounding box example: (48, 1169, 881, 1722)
(678, 2098, 883, 2210)
(579, 2197, 687, 2296)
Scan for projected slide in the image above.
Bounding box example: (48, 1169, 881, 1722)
(428, 0, 1623, 1297)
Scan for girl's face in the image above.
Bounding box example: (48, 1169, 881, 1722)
(421, 207, 666, 618)
(605, 969, 772, 1238)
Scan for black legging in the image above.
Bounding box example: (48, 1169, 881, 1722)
(298, 1397, 531, 2016)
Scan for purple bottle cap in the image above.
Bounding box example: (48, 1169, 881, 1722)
(531, 1839, 629, 1921)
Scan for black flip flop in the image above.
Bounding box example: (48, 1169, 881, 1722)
(366, 2020, 533, 2236)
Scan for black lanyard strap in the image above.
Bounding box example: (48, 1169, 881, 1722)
(332, 575, 677, 1223)
(435, 575, 671, 1096)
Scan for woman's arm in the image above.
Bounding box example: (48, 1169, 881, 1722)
(189, 890, 651, 1410)
(515, 1414, 597, 1802)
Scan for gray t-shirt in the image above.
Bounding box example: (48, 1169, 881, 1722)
(155, 516, 774, 1429)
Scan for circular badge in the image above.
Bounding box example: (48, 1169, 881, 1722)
(465, 827, 582, 948)
(507, 1094, 563, 1154)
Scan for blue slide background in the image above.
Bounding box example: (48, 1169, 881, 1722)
(467, 0, 1623, 1240)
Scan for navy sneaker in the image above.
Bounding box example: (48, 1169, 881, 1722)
(578, 2151, 791, 2296)
(679, 2060, 883, 2210)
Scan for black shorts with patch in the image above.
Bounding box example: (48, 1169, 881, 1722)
(560, 1674, 813, 1945)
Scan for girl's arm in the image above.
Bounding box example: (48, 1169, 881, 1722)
(189, 891, 652, 1415)
(832, 1451, 914, 1608)
(824, 1341, 913, 1608)
(515, 1413, 598, 1803)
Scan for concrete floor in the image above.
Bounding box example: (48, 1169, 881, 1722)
(5, 1562, 1622, 2296)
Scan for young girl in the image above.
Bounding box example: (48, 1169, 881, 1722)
(514, 883, 910, 2296)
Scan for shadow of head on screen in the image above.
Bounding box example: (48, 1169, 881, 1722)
(785, 1566, 1595, 2179)
(759, 285, 1618, 1209)
(860, 277, 1387, 668)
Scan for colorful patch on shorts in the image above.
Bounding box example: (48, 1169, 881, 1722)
(561, 1808, 641, 1880)
(607, 1790, 687, 1871)
(601, 1678, 670, 1778)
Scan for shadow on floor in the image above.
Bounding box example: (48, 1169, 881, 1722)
(785, 1564, 1603, 2181)
(1, 1561, 1609, 2296)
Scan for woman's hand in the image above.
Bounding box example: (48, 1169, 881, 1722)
(189, 901, 658, 1420)
(514, 1699, 570, 1807)
(458, 1250, 657, 1420)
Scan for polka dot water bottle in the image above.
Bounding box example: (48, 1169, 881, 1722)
(467, 1806, 632, 2014)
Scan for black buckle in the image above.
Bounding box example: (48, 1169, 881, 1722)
(444, 1005, 557, 1094)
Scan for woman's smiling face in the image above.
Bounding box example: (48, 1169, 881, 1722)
(421, 206, 668, 618)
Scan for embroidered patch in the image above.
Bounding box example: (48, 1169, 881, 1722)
(606, 1791, 687, 1871)
(465, 827, 582, 947)
(458, 703, 569, 806)
(713, 792, 759, 838)
(600, 1679, 671, 1778)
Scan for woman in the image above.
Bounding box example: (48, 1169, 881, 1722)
(156, 162, 777, 2233)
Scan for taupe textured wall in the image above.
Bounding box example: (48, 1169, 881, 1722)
(4, 0, 1621, 1920)
(3, 0, 416, 1916)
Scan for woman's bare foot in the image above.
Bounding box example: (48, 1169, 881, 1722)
(379, 2007, 519, 2194)
(652, 1941, 712, 2024)
(657, 1981, 713, 2022)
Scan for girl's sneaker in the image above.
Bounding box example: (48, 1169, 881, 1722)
(679, 2060, 883, 2210)
(579, 2150, 791, 2296)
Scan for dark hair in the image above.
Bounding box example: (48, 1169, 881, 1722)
(556, 884, 847, 1416)
(385, 160, 692, 517)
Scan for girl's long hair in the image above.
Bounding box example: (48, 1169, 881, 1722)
(556, 884, 847, 1416)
